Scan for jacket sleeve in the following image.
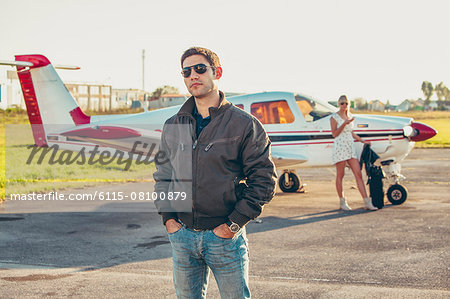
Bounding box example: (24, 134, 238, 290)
(228, 117, 277, 227)
(153, 122, 178, 225)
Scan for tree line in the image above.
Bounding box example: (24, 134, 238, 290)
(422, 81, 449, 109)
(150, 85, 180, 100)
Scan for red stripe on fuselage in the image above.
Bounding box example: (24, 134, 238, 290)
(267, 129, 403, 134)
(272, 141, 333, 146)
(271, 136, 405, 147)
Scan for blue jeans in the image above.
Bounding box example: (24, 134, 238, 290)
(168, 225, 250, 299)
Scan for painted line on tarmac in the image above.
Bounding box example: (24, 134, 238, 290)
(250, 274, 382, 285)
(327, 168, 336, 175)
(118, 271, 383, 286)
(0, 260, 62, 269)
(0, 262, 384, 286)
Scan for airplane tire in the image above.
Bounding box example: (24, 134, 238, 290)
(278, 172, 300, 193)
(386, 184, 408, 205)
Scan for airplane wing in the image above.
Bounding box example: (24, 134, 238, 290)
(271, 147, 308, 168)
(55, 125, 162, 158)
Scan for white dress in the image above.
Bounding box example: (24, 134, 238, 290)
(331, 112, 357, 164)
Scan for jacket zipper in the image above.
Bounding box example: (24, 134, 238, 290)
(204, 136, 240, 152)
(181, 111, 229, 228)
(180, 113, 205, 228)
(192, 117, 198, 228)
(191, 116, 211, 227)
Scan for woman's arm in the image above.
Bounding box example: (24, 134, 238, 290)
(352, 132, 370, 144)
(331, 117, 354, 138)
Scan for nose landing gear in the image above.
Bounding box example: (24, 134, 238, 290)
(278, 171, 305, 193)
(383, 162, 408, 205)
(386, 184, 408, 205)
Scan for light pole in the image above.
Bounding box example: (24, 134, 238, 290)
(142, 49, 145, 91)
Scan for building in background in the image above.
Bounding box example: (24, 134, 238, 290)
(148, 93, 187, 109)
(0, 68, 118, 112)
(65, 83, 112, 111)
(0, 70, 25, 110)
(396, 100, 413, 112)
(367, 100, 385, 111)
(112, 88, 152, 109)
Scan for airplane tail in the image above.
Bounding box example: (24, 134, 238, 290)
(14, 55, 89, 146)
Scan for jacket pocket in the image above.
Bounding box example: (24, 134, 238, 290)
(203, 136, 241, 152)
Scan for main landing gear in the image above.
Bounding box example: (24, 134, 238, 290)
(278, 171, 305, 193)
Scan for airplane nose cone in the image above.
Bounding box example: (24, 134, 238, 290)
(409, 122, 438, 142)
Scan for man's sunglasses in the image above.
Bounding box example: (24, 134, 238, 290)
(181, 63, 213, 78)
(340, 102, 349, 106)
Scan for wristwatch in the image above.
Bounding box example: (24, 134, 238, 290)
(226, 220, 240, 233)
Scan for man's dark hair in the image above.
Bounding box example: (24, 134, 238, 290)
(181, 47, 221, 72)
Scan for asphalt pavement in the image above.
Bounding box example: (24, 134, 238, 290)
(1, 148, 449, 298)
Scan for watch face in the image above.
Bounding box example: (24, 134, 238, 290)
(229, 223, 240, 233)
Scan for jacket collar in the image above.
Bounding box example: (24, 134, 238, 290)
(177, 91, 231, 119)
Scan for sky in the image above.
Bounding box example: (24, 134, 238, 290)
(1, 0, 449, 105)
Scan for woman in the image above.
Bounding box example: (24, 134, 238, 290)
(330, 95, 378, 211)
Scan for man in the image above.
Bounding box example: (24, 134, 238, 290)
(154, 47, 276, 299)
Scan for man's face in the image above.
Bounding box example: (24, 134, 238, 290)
(182, 54, 219, 99)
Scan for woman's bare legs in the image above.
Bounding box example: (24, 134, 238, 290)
(335, 161, 346, 198)
(335, 161, 352, 210)
(347, 158, 368, 199)
(348, 158, 378, 210)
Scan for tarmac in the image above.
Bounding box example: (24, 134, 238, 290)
(1, 148, 449, 298)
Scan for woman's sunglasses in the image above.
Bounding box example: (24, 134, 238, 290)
(181, 63, 213, 78)
(340, 102, 349, 106)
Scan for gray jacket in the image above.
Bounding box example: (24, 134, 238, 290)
(153, 91, 277, 230)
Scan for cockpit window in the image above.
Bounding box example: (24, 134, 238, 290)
(251, 100, 295, 124)
(295, 94, 336, 122)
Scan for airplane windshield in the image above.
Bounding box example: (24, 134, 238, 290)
(295, 94, 336, 122)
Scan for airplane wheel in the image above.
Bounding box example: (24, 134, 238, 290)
(278, 172, 300, 193)
(387, 184, 408, 205)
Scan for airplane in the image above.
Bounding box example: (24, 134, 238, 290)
(0, 54, 437, 206)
